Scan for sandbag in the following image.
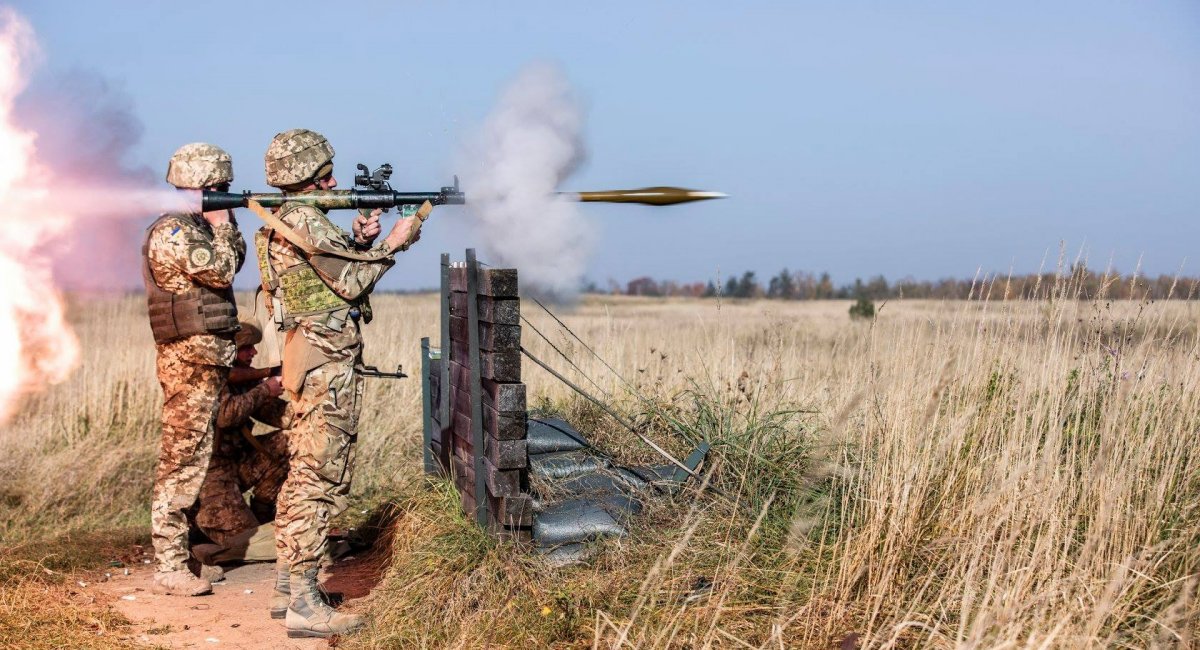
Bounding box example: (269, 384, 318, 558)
(533, 499, 628, 547)
(533, 542, 594, 567)
(530, 450, 608, 480)
(526, 418, 589, 455)
(623, 465, 678, 485)
(556, 470, 643, 496)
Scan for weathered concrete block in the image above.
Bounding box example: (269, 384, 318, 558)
(449, 267, 518, 297)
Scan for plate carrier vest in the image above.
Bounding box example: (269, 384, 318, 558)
(256, 202, 358, 331)
(142, 214, 240, 344)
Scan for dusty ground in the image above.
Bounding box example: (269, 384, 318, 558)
(92, 552, 383, 649)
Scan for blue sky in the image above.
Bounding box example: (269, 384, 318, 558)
(12, 1, 1200, 289)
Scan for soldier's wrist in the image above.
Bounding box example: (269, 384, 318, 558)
(252, 381, 273, 401)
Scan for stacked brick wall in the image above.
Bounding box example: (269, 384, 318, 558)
(426, 258, 532, 542)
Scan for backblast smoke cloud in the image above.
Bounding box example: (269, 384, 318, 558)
(0, 8, 188, 421)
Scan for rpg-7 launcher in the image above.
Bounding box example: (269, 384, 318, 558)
(201, 164, 464, 212)
(200, 162, 725, 212)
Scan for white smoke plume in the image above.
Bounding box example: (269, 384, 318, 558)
(0, 8, 187, 421)
(459, 63, 593, 301)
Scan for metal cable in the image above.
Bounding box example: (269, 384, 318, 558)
(523, 346, 736, 506)
(473, 257, 710, 488)
(522, 348, 699, 480)
(520, 314, 612, 399)
(530, 296, 699, 446)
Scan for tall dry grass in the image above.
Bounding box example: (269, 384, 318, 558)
(357, 291, 1200, 648)
(1, 285, 1198, 647)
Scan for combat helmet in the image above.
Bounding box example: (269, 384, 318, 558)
(265, 128, 335, 189)
(234, 320, 263, 349)
(166, 143, 233, 189)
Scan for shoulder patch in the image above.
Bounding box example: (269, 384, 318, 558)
(189, 245, 214, 267)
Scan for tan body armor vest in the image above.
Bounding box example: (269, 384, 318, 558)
(142, 214, 240, 344)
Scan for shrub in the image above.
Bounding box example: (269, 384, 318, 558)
(849, 296, 875, 320)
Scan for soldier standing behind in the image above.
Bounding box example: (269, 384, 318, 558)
(256, 129, 425, 638)
(144, 143, 246, 596)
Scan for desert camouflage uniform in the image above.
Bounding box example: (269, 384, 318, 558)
(260, 203, 394, 574)
(148, 216, 245, 572)
(192, 377, 289, 553)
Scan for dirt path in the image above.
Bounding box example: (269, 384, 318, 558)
(92, 553, 382, 649)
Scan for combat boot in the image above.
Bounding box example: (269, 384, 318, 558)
(285, 568, 362, 638)
(152, 569, 212, 596)
(269, 562, 290, 619)
(186, 557, 225, 583)
(271, 560, 337, 619)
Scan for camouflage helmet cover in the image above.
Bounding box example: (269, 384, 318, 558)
(166, 142, 233, 189)
(234, 320, 263, 349)
(265, 128, 335, 188)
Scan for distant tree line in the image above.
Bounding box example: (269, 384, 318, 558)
(591, 265, 1200, 300)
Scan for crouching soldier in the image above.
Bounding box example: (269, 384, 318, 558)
(188, 322, 289, 566)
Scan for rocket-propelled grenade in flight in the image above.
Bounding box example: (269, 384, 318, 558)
(568, 187, 728, 206)
(200, 163, 726, 212)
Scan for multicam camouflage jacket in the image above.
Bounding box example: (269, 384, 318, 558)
(147, 214, 246, 366)
(257, 202, 395, 328)
(258, 203, 397, 389)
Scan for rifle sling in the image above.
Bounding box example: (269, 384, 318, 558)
(239, 423, 269, 456)
(246, 199, 388, 263)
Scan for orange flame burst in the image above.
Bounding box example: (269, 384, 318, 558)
(0, 9, 81, 422)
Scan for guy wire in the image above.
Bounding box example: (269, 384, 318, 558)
(520, 314, 612, 401)
(475, 256, 610, 398)
(531, 296, 638, 393)
(531, 296, 699, 446)
(522, 347, 736, 505)
(517, 319, 682, 496)
(474, 259, 728, 505)
(474, 259, 635, 475)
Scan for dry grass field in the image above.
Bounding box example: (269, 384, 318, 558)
(2, 286, 1198, 648)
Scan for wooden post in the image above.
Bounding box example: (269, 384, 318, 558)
(420, 337, 434, 475)
(439, 254, 451, 445)
(465, 248, 490, 526)
(438, 254, 530, 540)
